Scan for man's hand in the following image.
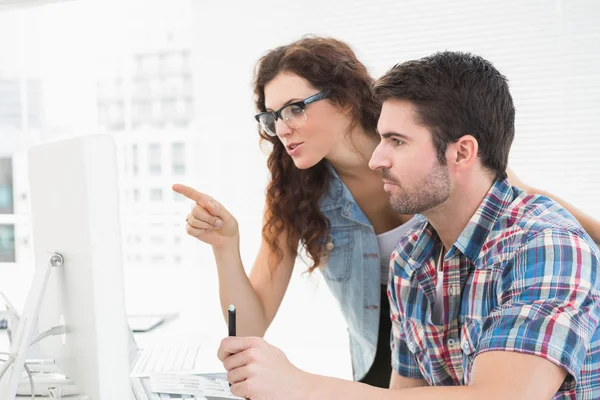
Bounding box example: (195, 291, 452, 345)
(218, 336, 311, 400)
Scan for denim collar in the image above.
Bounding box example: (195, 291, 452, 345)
(319, 161, 373, 228)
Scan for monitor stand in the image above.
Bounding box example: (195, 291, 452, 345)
(0, 253, 63, 399)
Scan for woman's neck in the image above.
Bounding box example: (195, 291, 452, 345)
(326, 127, 379, 180)
(326, 128, 415, 230)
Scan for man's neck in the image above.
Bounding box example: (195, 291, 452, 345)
(423, 170, 496, 250)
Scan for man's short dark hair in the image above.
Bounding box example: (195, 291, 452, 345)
(374, 51, 515, 180)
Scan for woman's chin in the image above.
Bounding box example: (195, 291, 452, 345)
(292, 156, 320, 170)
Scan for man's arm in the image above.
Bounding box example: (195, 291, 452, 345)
(305, 229, 599, 400)
(389, 371, 428, 390)
(217, 335, 569, 400)
(303, 351, 565, 399)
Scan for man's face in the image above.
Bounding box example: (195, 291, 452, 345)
(369, 99, 451, 215)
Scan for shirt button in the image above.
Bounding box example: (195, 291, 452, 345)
(343, 211, 349, 217)
(325, 242, 335, 251)
(462, 341, 470, 351)
(448, 338, 458, 347)
(407, 342, 416, 352)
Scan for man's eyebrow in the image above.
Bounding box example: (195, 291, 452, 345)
(378, 131, 410, 140)
(266, 98, 302, 112)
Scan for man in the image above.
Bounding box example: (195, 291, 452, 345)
(217, 51, 600, 399)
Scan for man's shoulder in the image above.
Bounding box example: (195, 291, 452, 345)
(484, 190, 599, 266)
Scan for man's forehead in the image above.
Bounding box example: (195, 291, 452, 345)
(378, 99, 414, 127)
(381, 98, 417, 117)
(378, 99, 432, 140)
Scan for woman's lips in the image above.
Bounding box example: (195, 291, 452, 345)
(286, 142, 304, 156)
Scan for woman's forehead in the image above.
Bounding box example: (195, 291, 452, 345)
(264, 73, 317, 110)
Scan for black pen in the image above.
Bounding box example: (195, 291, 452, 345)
(228, 304, 236, 388)
(228, 304, 236, 337)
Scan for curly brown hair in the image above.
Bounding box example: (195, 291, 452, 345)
(253, 36, 380, 272)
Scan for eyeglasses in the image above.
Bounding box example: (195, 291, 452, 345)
(255, 91, 328, 137)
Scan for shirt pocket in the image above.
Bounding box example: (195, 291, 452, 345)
(460, 318, 482, 385)
(321, 227, 353, 282)
(399, 317, 432, 382)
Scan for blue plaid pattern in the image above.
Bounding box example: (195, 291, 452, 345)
(388, 179, 600, 399)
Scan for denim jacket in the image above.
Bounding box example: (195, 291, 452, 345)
(318, 163, 422, 380)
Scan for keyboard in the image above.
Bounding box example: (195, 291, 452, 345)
(130, 377, 157, 400)
(130, 346, 200, 377)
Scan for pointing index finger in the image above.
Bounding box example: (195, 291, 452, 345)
(172, 184, 212, 205)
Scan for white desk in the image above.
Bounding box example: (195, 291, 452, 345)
(1, 262, 352, 398)
(1, 312, 227, 398)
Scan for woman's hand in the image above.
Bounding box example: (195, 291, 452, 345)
(172, 184, 239, 249)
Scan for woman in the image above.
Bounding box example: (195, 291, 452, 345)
(173, 36, 600, 388)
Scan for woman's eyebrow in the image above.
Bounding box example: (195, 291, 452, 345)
(266, 98, 302, 112)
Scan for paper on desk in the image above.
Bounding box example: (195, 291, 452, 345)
(150, 372, 244, 399)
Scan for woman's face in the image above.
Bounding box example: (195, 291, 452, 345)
(263, 73, 351, 169)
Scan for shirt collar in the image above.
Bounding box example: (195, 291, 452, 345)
(400, 179, 515, 273)
(453, 179, 515, 263)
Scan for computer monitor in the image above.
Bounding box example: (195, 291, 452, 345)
(24, 134, 130, 399)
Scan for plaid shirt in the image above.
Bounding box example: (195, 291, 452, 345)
(388, 179, 600, 399)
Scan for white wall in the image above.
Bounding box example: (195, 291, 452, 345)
(1, 0, 598, 381)
(189, 0, 599, 377)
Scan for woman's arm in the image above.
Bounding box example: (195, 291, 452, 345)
(173, 184, 298, 337)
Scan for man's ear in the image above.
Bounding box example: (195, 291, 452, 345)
(452, 134, 479, 167)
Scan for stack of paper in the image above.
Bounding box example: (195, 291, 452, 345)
(150, 372, 244, 399)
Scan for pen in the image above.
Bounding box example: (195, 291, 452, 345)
(228, 304, 236, 388)
(228, 304, 236, 337)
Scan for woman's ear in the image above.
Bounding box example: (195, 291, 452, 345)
(340, 105, 353, 115)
